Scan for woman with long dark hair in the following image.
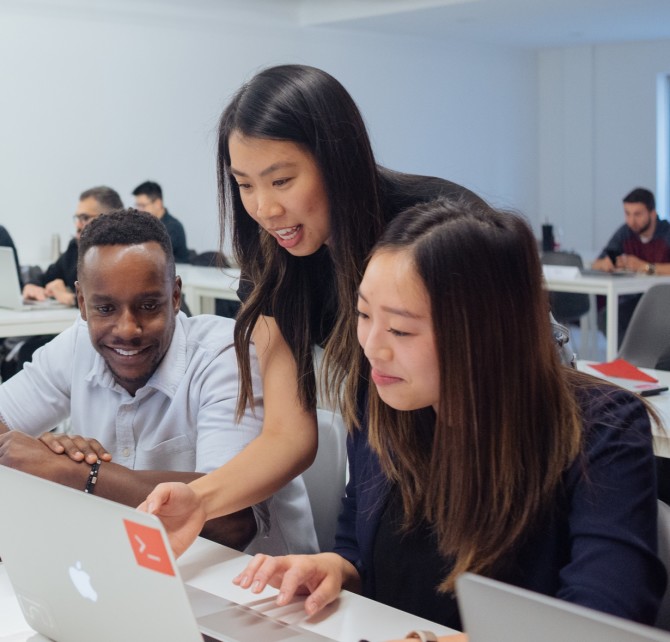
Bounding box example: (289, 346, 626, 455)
(141, 65, 484, 553)
(232, 198, 665, 639)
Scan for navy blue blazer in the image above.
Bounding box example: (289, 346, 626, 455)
(333, 384, 667, 627)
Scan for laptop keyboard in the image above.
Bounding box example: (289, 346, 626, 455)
(187, 585, 336, 642)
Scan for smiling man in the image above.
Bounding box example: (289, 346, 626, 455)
(0, 209, 317, 555)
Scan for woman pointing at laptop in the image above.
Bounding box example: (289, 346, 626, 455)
(135, 64, 486, 554)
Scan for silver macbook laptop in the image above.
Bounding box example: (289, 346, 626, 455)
(457, 573, 670, 642)
(0, 465, 335, 642)
(0, 247, 69, 311)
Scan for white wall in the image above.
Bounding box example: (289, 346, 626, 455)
(0, 3, 539, 265)
(539, 39, 670, 259)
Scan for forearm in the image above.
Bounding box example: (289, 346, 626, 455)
(76, 464, 257, 549)
(650, 262, 670, 275)
(190, 424, 317, 520)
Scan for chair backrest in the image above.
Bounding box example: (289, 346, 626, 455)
(618, 284, 670, 368)
(301, 408, 348, 552)
(189, 250, 231, 268)
(656, 499, 670, 630)
(541, 251, 590, 323)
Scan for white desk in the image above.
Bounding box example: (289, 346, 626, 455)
(545, 272, 670, 361)
(0, 537, 457, 641)
(178, 265, 241, 316)
(0, 307, 79, 339)
(578, 360, 670, 459)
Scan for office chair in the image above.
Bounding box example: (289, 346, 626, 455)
(618, 284, 670, 368)
(188, 250, 231, 268)
(541, 251, 590, 324)
(301, 408, 348, 552)
(188, 251, 240, 318)
(655, 499, 670, 631)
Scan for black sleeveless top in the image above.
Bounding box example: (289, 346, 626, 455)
(372, 485, 462, 630)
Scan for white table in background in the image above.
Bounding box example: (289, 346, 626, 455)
(578, 360, 670, 459)
(0, 537, 457, 641)
(544, 268, 670, 361)
(177, 265, 240, 316)
(0, 307, 79, 339)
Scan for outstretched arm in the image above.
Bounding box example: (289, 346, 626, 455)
(142, 315, 318, 556)
(0, 431, 256, 551)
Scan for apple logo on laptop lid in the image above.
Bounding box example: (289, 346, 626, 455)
(68, 561, 98, 602)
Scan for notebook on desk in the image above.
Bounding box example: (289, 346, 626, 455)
(457, 573, 670, 642)
(584, 359, 669, 397)
(0, 466, 335, 642)
(0, 247, 69, 311)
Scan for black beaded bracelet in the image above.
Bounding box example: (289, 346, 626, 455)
(84, 459, 102, 494)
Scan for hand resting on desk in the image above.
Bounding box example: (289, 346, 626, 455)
(43, 278, 76, 307)
(386, 633, 468, 642)
(40, 431, 112, 464)
(22, 279, 76, 307)
(233, 552, 361, 615)
(235, 553, 466, 642)
(591, 256, 616, 272)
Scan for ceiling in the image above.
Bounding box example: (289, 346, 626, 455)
(12, 0, 670, 49)
(294, 0, 670, 49)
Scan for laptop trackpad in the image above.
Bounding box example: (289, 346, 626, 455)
(187, 585, 334, 642)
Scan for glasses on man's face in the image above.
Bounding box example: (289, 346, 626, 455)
(73, 214, 96, 224)
(135, 200, 152, 211)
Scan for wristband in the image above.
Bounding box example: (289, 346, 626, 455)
(406, 631, 439, 641)
(84, 459, 102, 494)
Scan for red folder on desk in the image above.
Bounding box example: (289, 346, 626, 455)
(586, 359, 668, 396)
(589, 358, 658, 383)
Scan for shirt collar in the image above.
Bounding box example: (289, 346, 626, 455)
(85, 312, 188, 399)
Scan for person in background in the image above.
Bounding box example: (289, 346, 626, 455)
(233, 198, 666, 640)
(3, 186, 124, 379)
(23, 185, 123, 307)
(132, 181, 190, 263)
(0, 225, 22, 288)
(0, 225, 24, 381)
(140, 64, 488, 555)
(591, 187, 670, 343)
(0, 209, 317, 555)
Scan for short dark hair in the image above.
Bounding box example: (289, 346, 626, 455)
(79, 186, 124, 212)
(77, 208, 175, 277)
(623, 187, 655, 211)
(132, 181, 163, 201)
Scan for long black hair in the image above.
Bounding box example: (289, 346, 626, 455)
(217, 64, 383, 418)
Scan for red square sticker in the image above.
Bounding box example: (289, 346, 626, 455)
(124, 519, 175, 576)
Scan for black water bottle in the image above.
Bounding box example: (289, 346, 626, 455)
(542, 224, 555, 252)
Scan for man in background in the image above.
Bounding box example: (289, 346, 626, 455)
(132, 181, 190, 263)
(0, 225, 22, 288)
(5, 186, 123, 378)
(591, 187, 670, 343)
(23, 185, 123, 306)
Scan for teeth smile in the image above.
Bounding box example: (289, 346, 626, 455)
(274, 225, 300, 240)
(114, 348, 141, 356)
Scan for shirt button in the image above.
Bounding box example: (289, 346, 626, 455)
(122, 448, 130, 457)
